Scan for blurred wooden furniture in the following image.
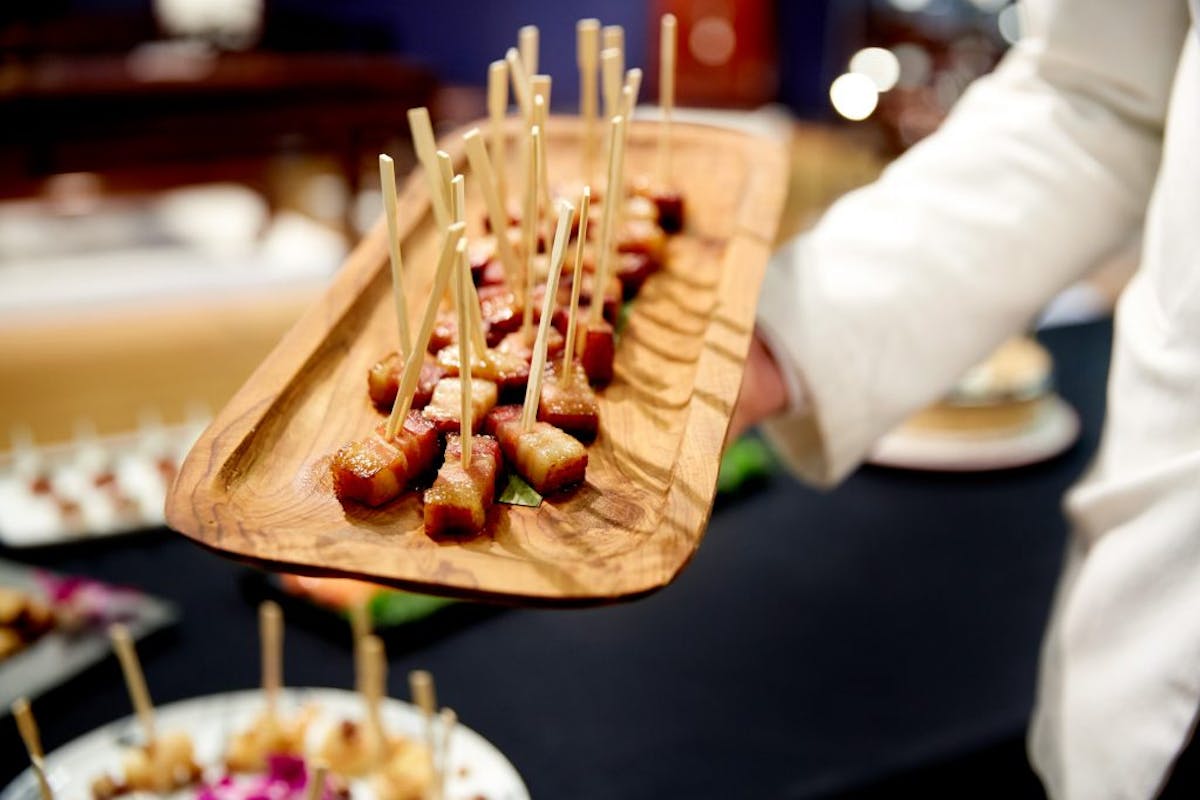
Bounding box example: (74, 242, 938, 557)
(0, 51, 436, 201)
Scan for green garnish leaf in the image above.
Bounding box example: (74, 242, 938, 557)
(717, 436, 777, 493)
(498, 473, 543, 507)
(615, 299, 635, 336)
(368, 590, 455, 626)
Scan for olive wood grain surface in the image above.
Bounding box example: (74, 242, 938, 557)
(166, 117, 787, 606)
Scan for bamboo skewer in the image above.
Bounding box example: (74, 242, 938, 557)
(656, 13, 677, 186)
(407, 108, 451, 231)
(531, 77, 554, 232)
(504, 48, 533, 121)
(408, 670, 437, 790)
(455, 238, 473, 469)
(360, 635, 386, 767)
(436, 708, 457, 800)
(520, 126, 540, 344)
(577, 19, 600, 184)
(349, 602, 371, 695)
(487, 60, 509, 206)
(602, 25, 625, 80)
(449, 174, 489, 361)
(601, 48, 623, 121)
(623, 68, 643, 119)
(386, 223, 466, 438)
(12, 698, 53, 800)
(464, 129, 521, 282)
(305, 762, 328, 800)
(259, 600, 283, 720)
(436, 152, 455, 217)
(379, 155, 412, 358)
(109, 624, 156, 746)
(562, 186, 590, 388)
(518, 25, 539, 76)
(521, 202, 575, 432)
(590, 115, 626, 327)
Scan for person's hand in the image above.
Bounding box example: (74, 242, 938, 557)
(726, 331, 789, 446)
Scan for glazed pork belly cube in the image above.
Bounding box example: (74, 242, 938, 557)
(421, 377, 498, 433)
(423, 434, 502, 537)
(485, 405, 588, 495)
(539, 363, 599, 439)
(477, 285, 524, 343)
(618, 218, 667, 267)
(429, 309, 459, 354)
(546, 272, 621, 332)
(653, 190, 685, 233)
(331, 413, 440, 507)
(576, 319, 615, 386)
(367, 352, 444, 410)
(496, 329, 565, 363)
(615, 252, 657, 297)
(436, 345, 530, 394)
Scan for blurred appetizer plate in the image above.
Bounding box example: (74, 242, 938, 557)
(1, 688, 529, 800)
(167, 117, 788, 605)
(0, 560, 178, 711)
(0, 423, 204, 548)
(868, 394, 1081, 472)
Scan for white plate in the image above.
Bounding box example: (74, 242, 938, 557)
(867, 394, 1081, 472)
(2, 688, 529, 800)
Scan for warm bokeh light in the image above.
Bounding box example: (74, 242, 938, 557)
(849, 47, 901, 92)
(829, 72, 879, 121)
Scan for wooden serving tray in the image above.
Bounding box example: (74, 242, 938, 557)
(166, 118, 787, 606)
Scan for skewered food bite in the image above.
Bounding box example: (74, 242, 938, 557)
(435, 344, 531, 393)
(94, 626, 203, 799)
(330, 415, 440, 508)
(539, 363, 600, 439)
(424, 434, 502, 537)
(366, 353, 443, 411)
(485, 405, 589, 495)
(422, 378, 498, 433)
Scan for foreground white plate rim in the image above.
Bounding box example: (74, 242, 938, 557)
(2, 687, 528, 800)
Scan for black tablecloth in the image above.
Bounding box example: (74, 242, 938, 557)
(0, 321, 1113, 799)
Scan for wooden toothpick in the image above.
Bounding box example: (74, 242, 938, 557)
(623, 68, 643, 119)
(455, 239, 473, 468)
(12, 697, 53, 800)
(577, 19, 600, 183)
(562, 186, 591, 387)
(518, 25, 539, 76)
(504, 47, 533, 121)
(657, 13, 677, 186)
(601, 48, 623, 122)
(464, 129, 521, 284)
(602, 25, 625, 79)
(259, 601, 283, 719)
(590, 115, 626, 327)
(531, 77, 554, 233)
(408, 669, 437, 785)
(487, 60, 509, 206)
(305, 761, 328, 800)
(360, 635, 386, 766)
(407, 107, 451, 231)
(437, 708, 457, 800)
(386, 223, 466, 438)
(109, 624, 156, 746)
(522, 202, 575, 432)
(520, 125, 540, 344)
(349, 602, 370, 695)
(379, 155, 412, 358)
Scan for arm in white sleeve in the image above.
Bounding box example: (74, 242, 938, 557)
(757, 0, 1190, 485)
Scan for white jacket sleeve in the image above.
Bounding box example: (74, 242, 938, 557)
(757, 0, 1189, 485)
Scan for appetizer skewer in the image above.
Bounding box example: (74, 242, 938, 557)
(225, 602, 311, 773)
(424, 241, 503, 538)
(95, 625, 201, 799)
(332, 224, 465, 507)
(12, 698, 53, 800)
